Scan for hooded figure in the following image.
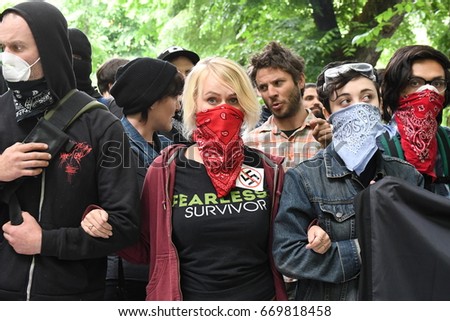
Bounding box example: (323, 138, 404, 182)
(0, 2, 139, 300)
(1, 2, 75, 101)
(68, 27, 102, 99)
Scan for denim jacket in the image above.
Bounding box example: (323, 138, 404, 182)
(273, 145, 424, 301)
(121, 116, 172, 169)
(121, 116, 172, 187)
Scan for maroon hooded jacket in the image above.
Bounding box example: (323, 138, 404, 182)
(119, 144, 288, 300)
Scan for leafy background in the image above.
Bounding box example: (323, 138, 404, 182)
(2, 0, 450, 124)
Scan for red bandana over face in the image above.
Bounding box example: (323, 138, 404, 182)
(395, 88, 445, 178)
(193, 104, 245, 198)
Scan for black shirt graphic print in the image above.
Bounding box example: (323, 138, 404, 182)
(172, 147, 275, 300)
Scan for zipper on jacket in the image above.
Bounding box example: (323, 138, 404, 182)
(26, 257, 35, 301)
(26, 168, 46, 300)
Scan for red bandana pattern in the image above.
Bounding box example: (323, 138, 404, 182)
(395, 89, 444, 178)
(193, 104, 244, 198)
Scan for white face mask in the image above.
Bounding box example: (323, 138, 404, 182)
(1, 52, 41, 82)
(416, 84, 439, 94)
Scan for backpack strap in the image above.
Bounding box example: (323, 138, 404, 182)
(379, 131, 404, 159)
(44, 89, 107, 130)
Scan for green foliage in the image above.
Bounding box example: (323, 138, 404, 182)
(58, 0, 164, 71)
(1, 0, 450, 87)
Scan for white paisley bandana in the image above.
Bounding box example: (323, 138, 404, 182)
(329, 103, 387, 175)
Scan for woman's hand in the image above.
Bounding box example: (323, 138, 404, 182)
(306, 225, 331, 254)
(81, 208, 112, 238)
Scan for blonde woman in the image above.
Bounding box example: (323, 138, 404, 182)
(83, 57, 288, 301)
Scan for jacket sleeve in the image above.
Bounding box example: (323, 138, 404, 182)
(118, 145, 180, 264)
(116, 172, 152, 264)
(272, 167, 361, 284)
(40, 116, 141, 259)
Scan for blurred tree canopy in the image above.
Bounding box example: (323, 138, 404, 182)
(1, 0, 449, 80)
(2, 0, 450, 123)
(2, 0, 449, 81)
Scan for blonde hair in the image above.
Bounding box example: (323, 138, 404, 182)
(182, 57, 261, 140)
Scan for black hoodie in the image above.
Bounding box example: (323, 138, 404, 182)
(0, 3, 140, 300)
(68, 27, 102, 99)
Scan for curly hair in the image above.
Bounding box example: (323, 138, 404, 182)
(249, 41, 305, 90)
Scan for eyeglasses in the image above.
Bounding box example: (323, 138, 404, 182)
(407, 77, 448, 93)
(323, 63, 376, 89)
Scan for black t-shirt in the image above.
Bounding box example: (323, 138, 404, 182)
(172, 147, 275, 300)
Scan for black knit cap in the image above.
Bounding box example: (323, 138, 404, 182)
(110, 57, 178, 115)
(157, 46, 200, 65)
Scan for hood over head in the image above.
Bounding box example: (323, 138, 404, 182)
(68, 27, 100, 97)
(1, 2, 76, 101)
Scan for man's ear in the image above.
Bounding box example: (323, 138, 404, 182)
(298, 74, 306, 94)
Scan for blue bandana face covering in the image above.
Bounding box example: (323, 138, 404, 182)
(329, 103, 387, 175)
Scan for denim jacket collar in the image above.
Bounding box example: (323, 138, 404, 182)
(121, 116, 160, 168)
(323, 145, 387, 180)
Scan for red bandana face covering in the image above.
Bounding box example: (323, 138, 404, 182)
(193, 104, 245, 198)
(395, 88, 445, 178)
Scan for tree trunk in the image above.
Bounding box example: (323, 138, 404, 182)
(310, 0, 339, 32)
(353, 0, 405, 64)
(309, 0, 405, 65)
(354, 14, 405, 65)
